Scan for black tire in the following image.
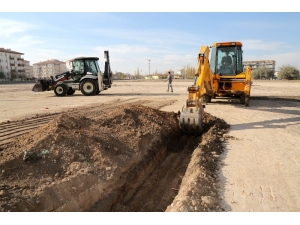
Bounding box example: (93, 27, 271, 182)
(80, 79, 97, 96)
(94, 82, 100, 95)
(67, 88, 75, 95)
(245, 95, 250, 107)
(54, 83, 68, 97)
(204, 94, 211, 103)
(240, 94, 246, 105)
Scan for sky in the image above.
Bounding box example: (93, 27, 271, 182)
(1, 1, 300, 75)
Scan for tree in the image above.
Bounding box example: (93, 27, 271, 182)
(278, 65, 300, 80)
(251, 66, 274, 80)
(135, 67, 142, 79)
(19, 74, 26, 80)
(0, 71, 5, 79)
(11, 70, 17, 80)
(182, 64, 196, 79)
(116, 72, 124, 80)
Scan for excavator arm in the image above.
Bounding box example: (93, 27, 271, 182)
(179, 46, 213, 134)
(195, 46, 214, 97)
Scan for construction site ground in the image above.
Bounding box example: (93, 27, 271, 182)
(0, 80, 300, 217)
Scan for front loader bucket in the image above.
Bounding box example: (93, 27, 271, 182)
(32, 79, 52, 92)
(32, 82, 45, 92)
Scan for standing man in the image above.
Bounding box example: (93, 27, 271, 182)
(165, 71, 173, 92)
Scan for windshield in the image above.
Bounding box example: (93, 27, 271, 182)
(213, 45, 244, 75)
(72, 59, 99, 75)
(73, 60, 84, 74)
(95, 60, 101, 73)
(217, 47, 235, 75)
(84, 60, 98, 74)
(235, 46, 243, 74)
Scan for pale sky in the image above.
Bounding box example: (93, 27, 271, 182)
(1, 1, 300, 75)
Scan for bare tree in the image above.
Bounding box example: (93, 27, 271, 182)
(0, 71, 5, 79)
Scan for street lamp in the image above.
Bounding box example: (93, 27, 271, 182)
(148, 59, 151, 80)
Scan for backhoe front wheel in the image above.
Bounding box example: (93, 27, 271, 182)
(80, 79, 97, 96)
(54, 83, 68, 96)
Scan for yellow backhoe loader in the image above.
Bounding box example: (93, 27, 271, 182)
(179, 41, 251, 134)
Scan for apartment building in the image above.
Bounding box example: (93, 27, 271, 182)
(33, 59, 67, 79)
(0, 48, 25, 79)
(243, 60, 276, 72)
(24, 60, 33, 78)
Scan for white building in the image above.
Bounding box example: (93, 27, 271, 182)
(33, 59, 67, 79)
(0, 48, 25, 79)
(24, 60, 33, 78)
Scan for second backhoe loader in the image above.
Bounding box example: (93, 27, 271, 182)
(32, 51, 112, 96)
(179, 41, 251, 134)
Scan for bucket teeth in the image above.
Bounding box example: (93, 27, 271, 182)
(179, 106, 203, 135)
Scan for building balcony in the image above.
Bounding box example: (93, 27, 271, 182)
(18, 70, 25, 73)
(9, 57, 14, 60)
(10, 63, 15, 66)
(18, 64, 25, 66)
(17, 58, 24, 61)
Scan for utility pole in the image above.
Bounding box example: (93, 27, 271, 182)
(148, 59, 151, 81)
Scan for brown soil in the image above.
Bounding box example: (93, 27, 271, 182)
(0, 102, 229, 212)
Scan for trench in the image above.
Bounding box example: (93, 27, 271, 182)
(0, 103, 228, 212)
(89, 132, 200, 212)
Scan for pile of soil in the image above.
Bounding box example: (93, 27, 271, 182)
(0, 103, 229, 212)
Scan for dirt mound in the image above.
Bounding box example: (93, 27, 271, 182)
(0, 103, 229, 212)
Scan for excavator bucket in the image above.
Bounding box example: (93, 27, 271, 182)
(179, 105, 204, 135)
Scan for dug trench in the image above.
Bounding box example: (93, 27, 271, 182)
(0, 103, 229, 212)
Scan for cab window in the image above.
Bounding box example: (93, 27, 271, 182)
(84, 60, 98, 74)
(73, 60, 84, 74)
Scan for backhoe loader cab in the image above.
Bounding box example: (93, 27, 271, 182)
(210, 42, 244, 76)
(69, 57, 101, 81)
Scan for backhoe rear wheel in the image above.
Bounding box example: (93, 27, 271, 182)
(54, 83, 68, 97)
(80, 79, 97, 96)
